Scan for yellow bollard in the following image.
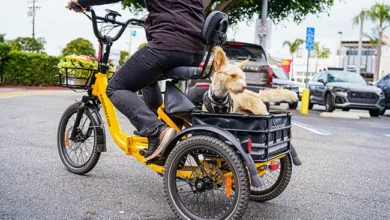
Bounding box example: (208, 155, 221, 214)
(300, 88, 310, 114)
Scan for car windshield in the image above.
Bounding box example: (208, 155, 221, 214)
(272, 68, 289, 80)
(223, 45, 265, 61)
(328, 71, 367, 84)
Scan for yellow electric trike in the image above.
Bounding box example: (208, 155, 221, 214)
(57, 5, 301, 220)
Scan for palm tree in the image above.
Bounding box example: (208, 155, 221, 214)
(364, 26, 389, 47)
(314, 42, 331, 72)
(282, 38, 305, 79)
(353, 10, 367, 74)
(362, 3, 390, 81)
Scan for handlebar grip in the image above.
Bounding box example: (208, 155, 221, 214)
(67, 2, 84, 11)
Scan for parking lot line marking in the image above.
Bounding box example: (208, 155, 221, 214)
(292, 120, 333, 136)
(384, 134, 390, 138)
(0, 91, 67, 98)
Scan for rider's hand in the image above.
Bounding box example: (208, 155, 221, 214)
(67, 0, 86, 12)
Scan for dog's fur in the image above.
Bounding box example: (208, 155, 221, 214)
(202, 46, 298, 115)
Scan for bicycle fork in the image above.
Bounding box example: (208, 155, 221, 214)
(70, 95, 97, 140)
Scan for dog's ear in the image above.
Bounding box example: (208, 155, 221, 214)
(213, 46, 228, 71)
(237, 59, 249, 70)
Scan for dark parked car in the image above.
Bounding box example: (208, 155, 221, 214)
(308, 70, 386, 117)
(375, 73, 390, 115)
(187, 41, 273, 107)
(270, 65, 300, 109)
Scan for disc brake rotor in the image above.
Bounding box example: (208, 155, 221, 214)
(192, 163, 225, 190)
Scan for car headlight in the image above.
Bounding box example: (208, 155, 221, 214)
(333, 87, 348, 92)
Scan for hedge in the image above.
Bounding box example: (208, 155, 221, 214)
(0, 51, 60, 86)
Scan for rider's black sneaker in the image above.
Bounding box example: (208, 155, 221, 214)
(144, 125, 176, 161)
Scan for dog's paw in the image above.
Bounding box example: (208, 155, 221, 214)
(284, 90, 299, 103)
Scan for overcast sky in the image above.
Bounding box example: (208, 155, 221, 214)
(0, 0, 388, 58)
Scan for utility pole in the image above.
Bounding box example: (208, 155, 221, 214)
(259, 0, 268, 47)
(28, 0, 40, 39)
(338, 31, 343, 69)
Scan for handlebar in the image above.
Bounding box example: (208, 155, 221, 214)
(67, 3, 144, 42)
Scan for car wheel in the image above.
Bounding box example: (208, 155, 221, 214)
(288, 101, 298, 109)
(325, 93, 334, 112)
(369, 109, 381, 117)
(308, 101, 314, 110)
(342, 108, 350, 112)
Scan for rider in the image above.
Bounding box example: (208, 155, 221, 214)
(68, 0, 205, 160)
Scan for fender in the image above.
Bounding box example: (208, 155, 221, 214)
(163, 125, 264, 188)
(85, 102, 107, 152)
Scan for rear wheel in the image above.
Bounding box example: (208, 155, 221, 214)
(342, 108, 350, 112)
(249, 156, 292, 202)
(164, 136, 250, 220)
(288, 101, 298, 109)
(57, 103, 101, 175)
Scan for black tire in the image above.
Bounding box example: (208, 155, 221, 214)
(308, 101, 314, 109)
(163, 136, 250, 220)
(369, 109, 381, 117)
(57, 103, 101, 175)
(249, 155, 292, 202)
(342, 108, 350, 112)
(288, 101, 298, 109)
(325, 93, 334, 112)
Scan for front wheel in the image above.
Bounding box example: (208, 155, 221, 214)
(250, 155, 292, 202)
(57, 102, 102, 175)
(325, 93, 334, 112)
(163, 136, 250, 220)
(369, 109, 381, 117)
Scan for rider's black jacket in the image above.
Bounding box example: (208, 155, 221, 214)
(78, 0, 206, 55)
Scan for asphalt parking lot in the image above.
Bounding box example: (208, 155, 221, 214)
(1, 88, 390, 220)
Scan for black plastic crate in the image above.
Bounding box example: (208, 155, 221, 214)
(191, 110, 292, 161)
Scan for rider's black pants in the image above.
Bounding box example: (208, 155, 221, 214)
(106, 46, 203, 137)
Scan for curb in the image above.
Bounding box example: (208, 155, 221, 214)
(320, 112, 360, 120)
(0, 86, 69, 91)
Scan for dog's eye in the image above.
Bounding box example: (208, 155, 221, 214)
(232, 74, 238, 78)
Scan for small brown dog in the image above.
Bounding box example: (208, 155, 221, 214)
(202, 46, 298, 115)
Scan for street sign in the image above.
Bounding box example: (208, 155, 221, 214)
(304, 27, 315, 88)
(305, 27, 315, 51)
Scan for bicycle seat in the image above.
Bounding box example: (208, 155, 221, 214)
(163, 66, 203, 80)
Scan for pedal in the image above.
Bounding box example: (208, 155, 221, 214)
(139, 149, 147, 156)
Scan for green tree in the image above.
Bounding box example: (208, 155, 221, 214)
(314, 42, 331, 72)
(363, 26, 389, 46)
(120, 0, 338, 25)
(0, 34, 5, 43)
(361, 3, 390, 81)
(353, 10, 368, 74)
(282, 38, 305, 79)
(62, 38, 96, 57)
(7, 37, 45, 53)
(137, 42, 147, 50)
(119, 50, 129, 66)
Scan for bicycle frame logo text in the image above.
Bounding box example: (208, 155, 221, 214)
(100, 94, 111, 127)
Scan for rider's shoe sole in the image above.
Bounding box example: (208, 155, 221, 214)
(145, 128, 176, 161)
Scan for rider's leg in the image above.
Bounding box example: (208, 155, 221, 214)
(141, 81, 162, 115)
(106, 46, 203, 160)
